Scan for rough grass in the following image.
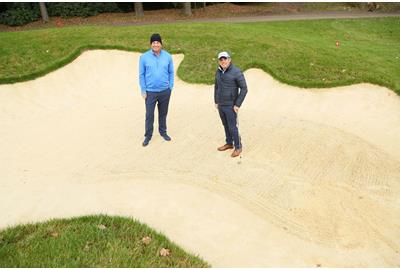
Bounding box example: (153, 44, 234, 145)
(0, 215, 210, 267)
(0, 17, 399, 94)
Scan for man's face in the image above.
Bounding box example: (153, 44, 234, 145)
(219, 57, 231, 70)
(151, 41, 162, 53)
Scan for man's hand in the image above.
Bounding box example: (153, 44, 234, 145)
(233, 105, 239, 113)
(142, 93, 147, 100)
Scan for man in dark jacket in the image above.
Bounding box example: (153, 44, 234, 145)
(214, 51, 248, 157)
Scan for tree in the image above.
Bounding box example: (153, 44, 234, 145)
(39, 2, 49, 22)
(134, 2, 144, 17)
(182, 2, 192, 16)
(367, 2, 378, 11)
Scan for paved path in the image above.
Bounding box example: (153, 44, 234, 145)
(113, 11, 400, 26)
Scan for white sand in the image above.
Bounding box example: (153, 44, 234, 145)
(0, 50, 399, 267)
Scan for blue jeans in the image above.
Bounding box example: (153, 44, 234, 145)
(144, 89, 171, 139)
(218, 105, 242, 149)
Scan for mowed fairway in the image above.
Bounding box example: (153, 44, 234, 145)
(0, 50, 399, 267)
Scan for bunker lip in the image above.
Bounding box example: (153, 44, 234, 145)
(0, 50, 399, 267)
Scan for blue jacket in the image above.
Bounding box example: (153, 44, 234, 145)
(214, 63, 248, 107)
(139, 49, 174, 94)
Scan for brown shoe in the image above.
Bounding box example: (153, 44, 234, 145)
(217, 144, 234, 151)
(231, 148, 242, 158)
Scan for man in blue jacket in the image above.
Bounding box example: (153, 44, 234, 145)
(214, 51, 248, 157)
(139, 33, 174, 147)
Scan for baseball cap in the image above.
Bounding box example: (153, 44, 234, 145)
(218, 51, 230, 59)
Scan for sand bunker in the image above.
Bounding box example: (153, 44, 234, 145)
(0, 50, 399, 267)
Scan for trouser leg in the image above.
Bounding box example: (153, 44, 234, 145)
(218, 105, 233, 145)
(144, 92, 157, 139)
(223, 106, 241, 149)
(157, 90, 171, 135)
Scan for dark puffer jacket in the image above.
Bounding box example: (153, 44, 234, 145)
(214, 63, 248, 107)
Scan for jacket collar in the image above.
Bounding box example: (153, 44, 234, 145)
(151, 49, 163, 57)
(218, 63, 233, 73)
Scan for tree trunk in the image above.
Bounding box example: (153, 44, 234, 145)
(182, 2, 192, 16)
(367, 2, 377, 11)
(134, 2, 144, 17)
(39, 2, 49, 23)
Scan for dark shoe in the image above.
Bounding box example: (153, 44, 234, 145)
(217, 144, 234, 151)
(231, 148, 242, 158)
(142, 137, 151, 147)
(161, 134, 171, 141)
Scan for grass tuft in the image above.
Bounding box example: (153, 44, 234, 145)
(0, 215, 210, 267)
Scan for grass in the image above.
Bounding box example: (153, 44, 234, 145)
(0, 215, 210, 267)
(0, 17, 399, 94)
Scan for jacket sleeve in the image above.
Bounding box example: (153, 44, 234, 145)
(214, 72, 218, 104)
(168, 54, 174, 90)
(139, 55, 146, 94)
(235, 70, 248, 107)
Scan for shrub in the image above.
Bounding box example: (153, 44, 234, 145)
(0, 3, 39, 26)
(47, 3, 121, 18)
(0, 3, 124, 26)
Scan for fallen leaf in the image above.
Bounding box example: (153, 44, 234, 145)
(50, 232, 59, 238)
(142, 236, 152, 245)
(97, 224, 107, 230)
(84, 241, 93, 251)
(160, 248, 171, 257)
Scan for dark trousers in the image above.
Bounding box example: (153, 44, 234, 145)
(218, 105, 242, 149)
(145, 89, 171, 139)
